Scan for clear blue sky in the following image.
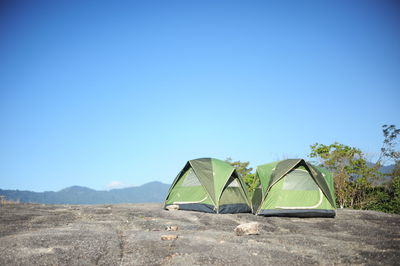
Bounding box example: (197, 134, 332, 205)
(1, 0, 399, 192)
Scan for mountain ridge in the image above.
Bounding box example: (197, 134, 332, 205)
(0, 181, 170, 204)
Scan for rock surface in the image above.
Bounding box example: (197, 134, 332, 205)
(0, 203, 399, 265)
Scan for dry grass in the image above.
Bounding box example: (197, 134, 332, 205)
(0, 196, 20, 205)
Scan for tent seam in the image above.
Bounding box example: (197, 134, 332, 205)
(189, 160, 218, 208)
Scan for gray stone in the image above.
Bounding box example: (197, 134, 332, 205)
(161, 234, 178, 240)
(234, 222, 260, 236)
(165, 204, 179, 211)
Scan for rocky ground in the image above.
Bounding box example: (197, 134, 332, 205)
(0, 203, 399, 265)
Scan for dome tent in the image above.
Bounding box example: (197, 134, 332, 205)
(252, 159, 336, 217)
(164, 158, 252, 213)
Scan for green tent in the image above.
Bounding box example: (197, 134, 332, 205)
(252, 159, 336, 217)
(164, 158, 252, 213)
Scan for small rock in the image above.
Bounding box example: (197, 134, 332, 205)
(161, 235, 178, 241)
(234, 222, 260, 236)
(166, 226, 178, 231)
(166, 205, 179, 211)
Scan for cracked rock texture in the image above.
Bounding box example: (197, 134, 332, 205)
(0, 203, 399, 265)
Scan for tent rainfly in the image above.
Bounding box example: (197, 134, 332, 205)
(164, 158, 252, 213)
(252, 159, 336, 217)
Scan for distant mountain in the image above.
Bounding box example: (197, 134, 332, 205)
(378, 164, 395, 174)
(363, 163, 395, 184)
(0, 181, 170, 204)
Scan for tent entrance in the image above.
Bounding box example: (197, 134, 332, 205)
(273, 168, 323, 209)
(219, 177, 248, 206)
(166, 168, 211, 205)
(218, 176, 252, 213)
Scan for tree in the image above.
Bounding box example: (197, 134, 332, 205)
(225, 158, 256, 192)
(309, 125, 400, 213)
(390, 173, 400, 213)
(378, 125, 400, 165)
(372, 125, 400, 214)
(378, 125, 400, 182)
(364, 173, 400, 214)
(309, 142, 380, 209)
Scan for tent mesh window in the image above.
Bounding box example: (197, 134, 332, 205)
(227, 179, 240, 187)
(181, 168, 202, 187)
(282, 169, 319, 191)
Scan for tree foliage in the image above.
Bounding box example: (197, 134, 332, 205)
(378, 124, 400, 164)
(309, 142, 380, 209)
(370, 125, 400, 214)
(309, 125, 400, 214)
(225, 158, 257, 192)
